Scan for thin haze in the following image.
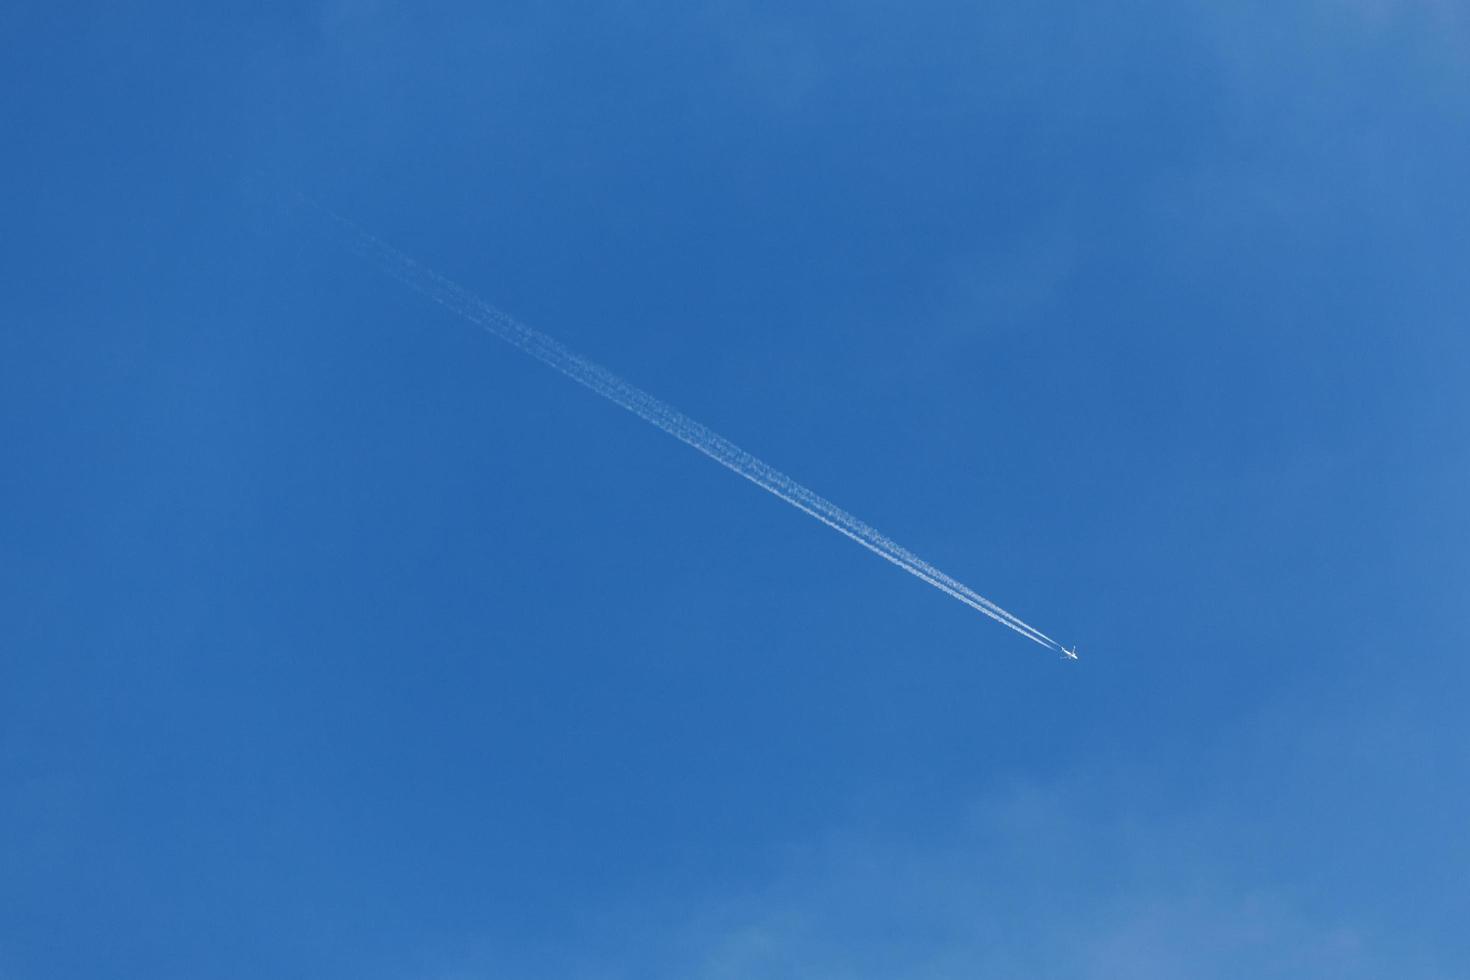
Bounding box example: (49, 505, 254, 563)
(312, 204, 1066, 655)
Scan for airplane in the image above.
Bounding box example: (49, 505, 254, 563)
(1061, 645, 1079, 661)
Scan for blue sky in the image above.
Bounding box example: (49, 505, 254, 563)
(3, 2, 1468, 977)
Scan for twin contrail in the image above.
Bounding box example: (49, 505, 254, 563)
(313, 204, 1066, 654)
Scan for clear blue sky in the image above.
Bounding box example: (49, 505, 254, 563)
(4, 3, 1468, 977)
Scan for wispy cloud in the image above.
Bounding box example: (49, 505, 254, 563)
(650, 778, 1429, 980)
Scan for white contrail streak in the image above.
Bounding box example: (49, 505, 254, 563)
(314, 205, 1064, 653)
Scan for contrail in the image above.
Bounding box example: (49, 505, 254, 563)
(311, 204, 1065, 653)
